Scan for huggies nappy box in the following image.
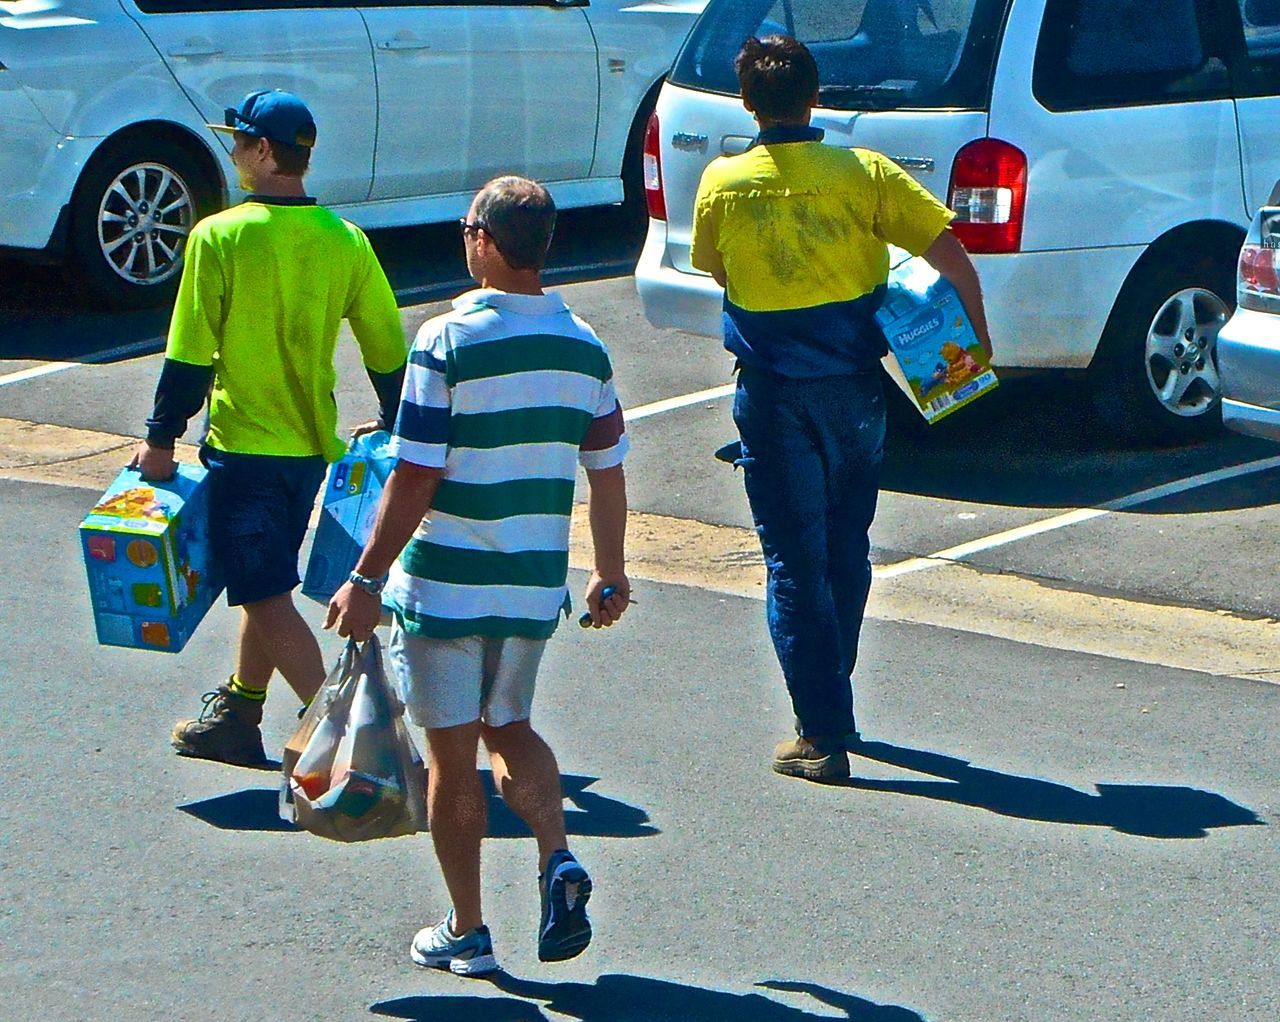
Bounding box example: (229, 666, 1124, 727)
(302, 431, 396, 605)
(876, 249, 998, 423)
(80, 465, 223, 652)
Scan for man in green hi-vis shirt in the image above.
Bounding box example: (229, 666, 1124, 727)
(131, 89, 408, 766)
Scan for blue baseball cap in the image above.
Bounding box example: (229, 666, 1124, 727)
(209, 89, 316, 148)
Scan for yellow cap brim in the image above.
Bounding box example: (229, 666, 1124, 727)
(207, 123, 236, 135)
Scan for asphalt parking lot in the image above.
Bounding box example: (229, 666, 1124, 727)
(1, 209, 1277, 1022)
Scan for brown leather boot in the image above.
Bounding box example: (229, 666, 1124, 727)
(771, 734, 851, 782)
(171, 684, 267, 766)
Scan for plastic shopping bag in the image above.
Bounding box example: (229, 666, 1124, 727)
(280, 636, 427, 842)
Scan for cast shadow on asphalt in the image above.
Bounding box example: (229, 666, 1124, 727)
(0, 207, 643, 362)
(841, 741, 1262, 839)
(372, 975, 925, 1022)
(880, 377, 1280, 515)
(176, 771, 659, 839)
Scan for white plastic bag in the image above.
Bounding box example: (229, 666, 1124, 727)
(281, 636, 427, 842)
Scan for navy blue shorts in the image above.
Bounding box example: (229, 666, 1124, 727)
(201, 447, 328, 607)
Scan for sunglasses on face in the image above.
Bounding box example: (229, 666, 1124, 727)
(223, 107, 260, 130)
(458, 218, 491, 238)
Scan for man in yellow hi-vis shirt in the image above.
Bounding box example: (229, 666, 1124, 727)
(131, 89, 408, 766)
(691, 36, 992, 783)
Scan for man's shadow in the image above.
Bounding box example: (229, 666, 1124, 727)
(372, 974, 926, 1022)
(176, 772, 659, 838)
(844, 741, 1262, 839)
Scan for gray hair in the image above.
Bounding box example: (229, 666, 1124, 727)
(473, 176, 557, 271)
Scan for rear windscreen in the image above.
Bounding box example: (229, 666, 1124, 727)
(670, 0, 1011, 111)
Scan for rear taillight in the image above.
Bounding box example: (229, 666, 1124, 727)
(1239, 243, 1280, 301)
(643, 112, 666, 222)
(948, 139, 1027, 254)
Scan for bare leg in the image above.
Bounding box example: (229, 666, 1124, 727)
(425, 721, 487, 933)
(234, 610, 275, 689)
(238, 592, 325, 703)
(481, 720, 568, 872)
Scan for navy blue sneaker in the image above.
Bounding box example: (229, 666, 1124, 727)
(538, 849, 592, 962)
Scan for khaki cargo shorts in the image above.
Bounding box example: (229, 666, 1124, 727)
(387, 618, 547, 730)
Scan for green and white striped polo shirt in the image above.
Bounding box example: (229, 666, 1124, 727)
(385, 288, 628, 639)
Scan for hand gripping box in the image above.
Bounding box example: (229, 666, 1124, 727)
(876, 250, 998, 423)
(80, 465, 223, 653)
(302, 431, 396, 605)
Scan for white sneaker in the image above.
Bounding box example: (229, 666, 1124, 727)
(410, 911, 499, 976)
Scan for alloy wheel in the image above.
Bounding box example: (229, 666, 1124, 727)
(96, 162, 195, 287)
(1143, 287, 1229, 418)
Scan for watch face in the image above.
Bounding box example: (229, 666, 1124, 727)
(350, 573, 384, 594)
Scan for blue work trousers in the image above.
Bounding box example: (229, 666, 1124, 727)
(733, 367, 885, 739)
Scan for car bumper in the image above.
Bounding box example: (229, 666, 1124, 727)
(635, 219, 1143, 370)
(1218, 305, 1280, 442)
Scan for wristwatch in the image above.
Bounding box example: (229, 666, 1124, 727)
(347, 570, 386, 596)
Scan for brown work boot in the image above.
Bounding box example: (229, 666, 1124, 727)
(171, 685, 267, 766)
(772, 735, 851, 782)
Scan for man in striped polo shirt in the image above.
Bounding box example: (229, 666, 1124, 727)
(327, 177, 630, 976)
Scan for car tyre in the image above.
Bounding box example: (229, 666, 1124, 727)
(1090, 251, 1234, 445)
(69, 138, 217, 310)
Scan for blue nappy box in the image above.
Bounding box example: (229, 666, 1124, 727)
(302, 431, 396, 605)
(80, 464, 223, 653)
(876, 249, 999, 423)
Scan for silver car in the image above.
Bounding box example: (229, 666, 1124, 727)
(1219, 194, 1280, 441)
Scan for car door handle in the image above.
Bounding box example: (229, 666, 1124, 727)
(721, 136, 752, 156)
(377, 38, 431, 51)
(167, 44, 223, 58)
(892, 156, 936, 173)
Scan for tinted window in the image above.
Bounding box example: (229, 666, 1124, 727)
(669, 0, 1011, 111)
(1033, 0, 1233, 110)
(1235, 0, 1280, 96)
(131, 1, 333, 10)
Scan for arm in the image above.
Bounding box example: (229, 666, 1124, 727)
(132, 226, 221, 480)
(583, 464, 630, 629)
(346, 229, 409, 432)
(689, 174, 727, 289)
(921, 228, 993, 360)
(324, 461, 442, 640)
(132, 359, 213, 480)
(365, 363, 407, 434)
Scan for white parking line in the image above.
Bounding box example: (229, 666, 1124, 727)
(876, 454, 1280, 578)
(0, 261, 634, 391)
(624, 383, 736, 422)
(0, 338, 165, 388)
(7, 326, 1280, 577)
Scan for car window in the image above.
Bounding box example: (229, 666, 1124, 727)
(1033, 0, 1233, 111)
(1235, 0, 1280, 96)
(669, 0, 1010, 111)
(130, 0, 344, 10)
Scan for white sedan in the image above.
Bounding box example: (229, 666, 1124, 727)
(0, 0, 704, 307)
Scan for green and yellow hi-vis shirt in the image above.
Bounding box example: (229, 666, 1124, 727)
(165, 197, 406, 461)
(691, 125, 955, 378)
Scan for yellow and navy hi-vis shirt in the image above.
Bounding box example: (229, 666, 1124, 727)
(690, 125, 955, 379)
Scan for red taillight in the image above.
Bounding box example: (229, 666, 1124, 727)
(948, 139, 1027, 254)
(643, 112, 666, 221)
(1239, 243, 1280, 297)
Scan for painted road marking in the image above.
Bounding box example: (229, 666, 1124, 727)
(0, 259, 632, 390)
(3, 416, 1279, 686)
(625, 384, 736, 422)
(0, 337, 166, 388)
(880, 454, 1280, 578)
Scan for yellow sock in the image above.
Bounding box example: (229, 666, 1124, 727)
(227, 674, 267, 702)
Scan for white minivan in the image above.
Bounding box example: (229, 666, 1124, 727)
(636, 0, 1280, 441)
